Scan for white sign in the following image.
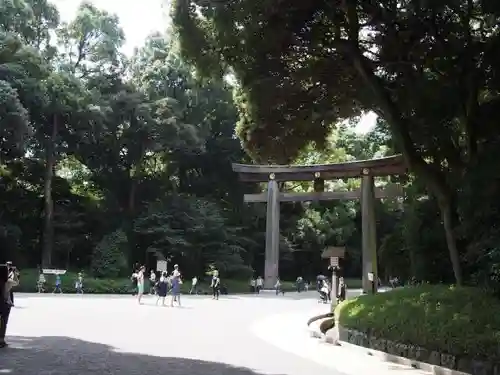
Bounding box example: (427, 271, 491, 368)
(330, 257, 339, 267)
(156, 260, 167, 272)
(368, 272, 374, 281)
(42, 269, 67, 275)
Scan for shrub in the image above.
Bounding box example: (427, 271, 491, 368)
(17, 269, 134, 294)
(336, 284, 500, 361)
(91, 229, 128, 278)
(15, 269, 297, 294)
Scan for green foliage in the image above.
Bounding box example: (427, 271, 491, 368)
(134, 196, 254, 279)
(91, 229, 128, 278)
(18, 269, 134, 294)
(336, 285, 500, 360)
(5, 0, 500, 293)
(16, 269, 296, 294)
(172, 0, 500, 286)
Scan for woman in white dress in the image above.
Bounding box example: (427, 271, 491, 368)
(137, 266, 145, 304)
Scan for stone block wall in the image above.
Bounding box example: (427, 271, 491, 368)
(337, 325, 497, 375)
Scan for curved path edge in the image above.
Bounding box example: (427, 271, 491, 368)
(250, 310, 432, 375)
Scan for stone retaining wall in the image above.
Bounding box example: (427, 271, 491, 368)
(337, 325, 496, 375)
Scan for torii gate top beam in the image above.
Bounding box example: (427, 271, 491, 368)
(232, 154, 406, 182)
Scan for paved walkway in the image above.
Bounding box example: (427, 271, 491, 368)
(0, 292, 429, 375)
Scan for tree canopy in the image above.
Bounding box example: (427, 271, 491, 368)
(1, 0, 500, 291)
(172, 0, 500, 285)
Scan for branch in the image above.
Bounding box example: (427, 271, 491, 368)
(460, 0, 479, 162)
(341, 0, 360, 43)
(348, 46, 451, 203)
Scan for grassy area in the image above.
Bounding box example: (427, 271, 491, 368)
(336, 284, 500, 361)
(16, 269, 296, 294)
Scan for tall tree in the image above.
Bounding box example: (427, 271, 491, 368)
(172, 0, 500, 284)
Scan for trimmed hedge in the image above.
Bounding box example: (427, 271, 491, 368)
(17, 269, 134, 294)
(15, 269, 296, 294)
(335, 284, 500, 362)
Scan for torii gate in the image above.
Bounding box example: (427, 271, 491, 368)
(232, 155, 407, 292)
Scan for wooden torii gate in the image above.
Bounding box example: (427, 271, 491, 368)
(232, 155, 407, 292)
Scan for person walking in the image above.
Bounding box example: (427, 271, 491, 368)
(337, 277, 347, 303)
(137, 265, 145, 304)
(296, 276, 303, 292)
(131, 268, 138, 296)
(149, 270, 157, 295)
(156, 272, 168, 306)
(256, 276, 263, 294)
(75, 273, 84, 294)
(170, 264, 182, 307)
(211, 272, 220, 300)
(190, 276, 198, 295)
(53, 274, 63, 294)
(37, 271, 46, 293)
(275, 278, 285, 295)
(249, 278, 256, 293)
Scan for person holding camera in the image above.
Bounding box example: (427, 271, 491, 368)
(1, 263, 19, 348)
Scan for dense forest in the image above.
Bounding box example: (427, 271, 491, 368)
(1, 0, 497, 288)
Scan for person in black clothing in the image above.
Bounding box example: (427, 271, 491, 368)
(131, 265, 139, 296)
(156, 272, 168, 306)
(1, 264, 14, 348)
(337, 277, 347, 303)
(211, 272, 220, 300)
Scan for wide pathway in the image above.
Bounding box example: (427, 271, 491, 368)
(0, 291, 429, 375)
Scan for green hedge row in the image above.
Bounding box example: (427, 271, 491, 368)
(15, 269, 297, 294)
(336, 284, 500, 361)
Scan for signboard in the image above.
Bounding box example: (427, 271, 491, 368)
(156, 260, 167, 272)
(321, 246, 345, 259)
(42, 269, 67, 275)
(330, 257, 339, 267)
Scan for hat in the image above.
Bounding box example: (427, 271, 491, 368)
(174, 264, 179, 269)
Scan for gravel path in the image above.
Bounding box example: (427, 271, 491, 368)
(0, 291, 427, 375)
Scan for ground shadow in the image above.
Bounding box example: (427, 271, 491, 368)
(0, 335, 285, 375)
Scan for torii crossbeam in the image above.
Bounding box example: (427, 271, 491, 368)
(232, 155, 407, 292)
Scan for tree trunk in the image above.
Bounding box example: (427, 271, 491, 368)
(42, 117, 58, 268)
(350, 51, 464, 285)
(439, 198, 463, 285)
(128, 180, 137, 215)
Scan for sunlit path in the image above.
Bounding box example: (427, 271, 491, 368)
(1, 292, 427, 375)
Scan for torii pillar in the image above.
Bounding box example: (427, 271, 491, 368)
(264, 175, 280, 289)
(361, 168, 378, 294)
